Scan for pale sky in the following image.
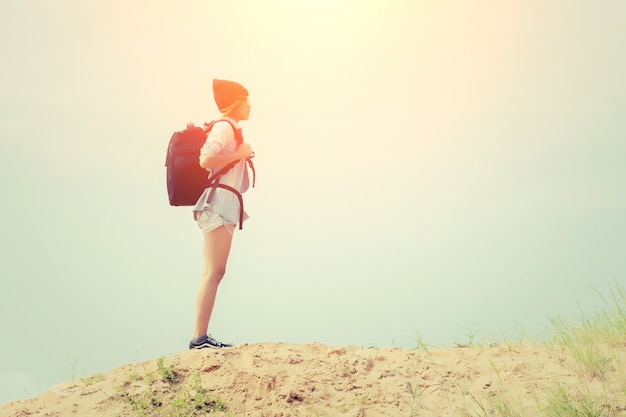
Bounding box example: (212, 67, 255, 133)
(1, 0, 625, 405)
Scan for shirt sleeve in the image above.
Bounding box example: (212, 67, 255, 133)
(200, 122, 235, 156)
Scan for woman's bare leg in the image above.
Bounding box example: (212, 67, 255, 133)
(193, 225, 234, 338)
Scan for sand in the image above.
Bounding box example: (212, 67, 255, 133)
(1, 341, 623, 417)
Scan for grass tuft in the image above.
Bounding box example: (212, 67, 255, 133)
(546, 280, 626, 380)
(120, 357, 229, 417)
(463, 279, 626, 417)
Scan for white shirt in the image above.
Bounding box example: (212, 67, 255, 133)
(192, 117, 250, 225)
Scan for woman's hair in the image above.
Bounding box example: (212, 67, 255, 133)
(219, 100, 243, 118)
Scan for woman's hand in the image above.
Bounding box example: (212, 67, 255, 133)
(236, 143, 254, 159)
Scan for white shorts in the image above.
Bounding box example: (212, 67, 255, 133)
(196, 209, 236, 236)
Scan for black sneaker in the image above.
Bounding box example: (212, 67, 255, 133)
(189, 334, 233, 350)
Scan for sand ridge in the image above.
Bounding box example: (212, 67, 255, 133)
(0, 341, 620, 416)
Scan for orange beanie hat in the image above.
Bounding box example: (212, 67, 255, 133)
(212, 79, 249, 112)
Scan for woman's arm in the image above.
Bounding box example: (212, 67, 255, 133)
(199, 143, 253, 169)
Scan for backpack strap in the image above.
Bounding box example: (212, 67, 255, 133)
(205, 119, 256, 187)
(205, 183, 245, 229)
(205, 119, 243, 144)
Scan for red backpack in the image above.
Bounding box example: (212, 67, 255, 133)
(165, 120, 255, 227)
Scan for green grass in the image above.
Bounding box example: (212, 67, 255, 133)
(462, 280, 626, 417)
(119, 357, 230, 417)
(546, 281, 626, 380)
(81, 373, 105, 386)
(544, 384, 606, 417)
(471, 394, 525, 417)
(156, 356, 178, 384)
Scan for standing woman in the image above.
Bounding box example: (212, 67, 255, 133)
(189, 79, 254, 349)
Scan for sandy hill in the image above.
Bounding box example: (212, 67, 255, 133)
(1, 341, 624, 417)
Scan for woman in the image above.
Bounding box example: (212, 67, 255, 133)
(189, 79, 254, 349)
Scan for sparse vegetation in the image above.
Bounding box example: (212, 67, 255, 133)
(471, 394, 525, 417)
(544, 384, 606, 417)
(545, 282, 626, 380)
(406, 381, 422, 417)
(66, 355, 80, 380)
(119, 357, 230, 416)
(340, 395, 369, 414)
(156, 356, 178, 384)
(82, 373, 105, 386)
(410, 333, 430, 351)
(461, 280, 626, 417)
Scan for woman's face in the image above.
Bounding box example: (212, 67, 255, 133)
(230, 98, 251, 122)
